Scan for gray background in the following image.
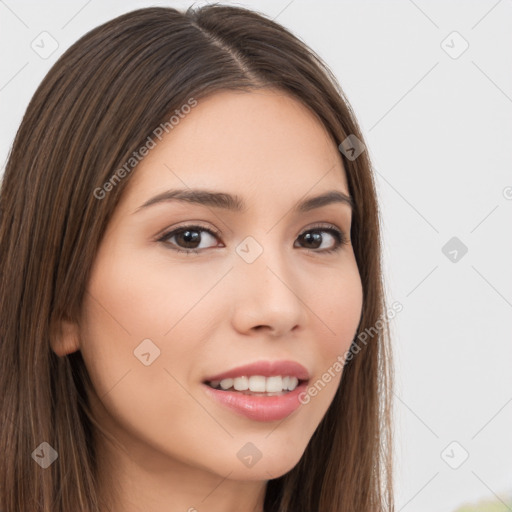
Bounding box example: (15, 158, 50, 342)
(1, 1, 511, 510)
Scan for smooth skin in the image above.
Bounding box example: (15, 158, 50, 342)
(52, 89, 363, 512)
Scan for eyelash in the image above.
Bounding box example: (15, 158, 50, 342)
(156, 222, 349, 256)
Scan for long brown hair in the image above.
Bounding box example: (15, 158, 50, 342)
(0, 5, 394, 511)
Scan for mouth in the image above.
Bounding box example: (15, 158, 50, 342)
(201, 359, 311, 398)
(203, 375, 309, 396)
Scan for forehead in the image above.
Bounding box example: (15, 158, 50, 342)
(122, 89, 349, 208)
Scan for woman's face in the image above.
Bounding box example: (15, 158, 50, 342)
(78, 89, 363, 481)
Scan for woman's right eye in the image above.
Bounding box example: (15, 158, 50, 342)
(157, 225, 221, 255)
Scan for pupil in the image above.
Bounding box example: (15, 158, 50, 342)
(303, 232, 321, 248)
(179, 230, 200, 248)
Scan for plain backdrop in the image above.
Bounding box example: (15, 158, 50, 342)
(1, 1, 511, 511)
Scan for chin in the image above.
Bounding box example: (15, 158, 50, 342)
(232, 443, 305, 481)
(227, 459, 300, 482)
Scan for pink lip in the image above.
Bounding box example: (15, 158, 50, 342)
(203, 359, 310, 382)
(202, 360, 310, 422)
(202, 380, 309, 422)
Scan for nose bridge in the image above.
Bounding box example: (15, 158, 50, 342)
(230, 232, 306, 334)
(235, 231, 289, 288)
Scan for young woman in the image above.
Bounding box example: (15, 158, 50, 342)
(0, 5, 394, 511)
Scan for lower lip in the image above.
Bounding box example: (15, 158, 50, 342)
(202, 381, 308, 422)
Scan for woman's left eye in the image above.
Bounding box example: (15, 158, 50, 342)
(157, 223, 349, 255)
(295, 224, 349, 254)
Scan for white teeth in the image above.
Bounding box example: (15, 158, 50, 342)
(219, 378, 233, 390)
(249, 375, 266, 392)
(233, 376, 249, 391)
(209, 375, 301, 392)
(288, 376, 298, 391)
(265, 376, 282, 393)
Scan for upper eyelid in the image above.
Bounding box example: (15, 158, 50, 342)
(158, 221, 345, 237)
(156, 222, 220, 241)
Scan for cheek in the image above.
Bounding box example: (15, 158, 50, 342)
(304, 258, 363, 401)
(78, 252, 234, 470)
(315, 258, 363, 353)
(79, 242, 238, 411)
(82, 244, 222, 342)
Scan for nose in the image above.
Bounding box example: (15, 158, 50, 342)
(229, 244, 307, 337)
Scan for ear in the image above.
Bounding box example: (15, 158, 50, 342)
(50, 317, 80, 357)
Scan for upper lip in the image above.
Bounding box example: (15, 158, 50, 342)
(203, 360, 310, 383)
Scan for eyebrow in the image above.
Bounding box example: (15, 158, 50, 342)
(132, 188, 354, 214)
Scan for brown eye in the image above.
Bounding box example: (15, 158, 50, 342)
(295, 225, 348, 253)
(158, 225, 221, 254)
